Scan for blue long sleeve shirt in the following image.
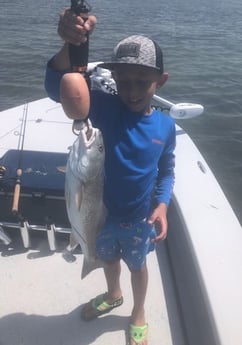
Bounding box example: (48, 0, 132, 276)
(45, 61, 176, 221)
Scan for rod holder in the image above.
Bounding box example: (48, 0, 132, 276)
(46, 224, 56, 251)
(20, 221, 31, 248)
(0, 226, 11, 245)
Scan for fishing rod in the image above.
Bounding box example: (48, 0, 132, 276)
(12, 103, 28, 214)
(67, 1, 93, 132)
(69, 0, 91, 73)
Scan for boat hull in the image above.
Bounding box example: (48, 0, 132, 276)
(1, 97, 242, 345)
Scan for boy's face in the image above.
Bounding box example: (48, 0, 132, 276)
(112, 65, 168, 115)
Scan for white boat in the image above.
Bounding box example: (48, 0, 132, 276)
(0, 65, 242, 345)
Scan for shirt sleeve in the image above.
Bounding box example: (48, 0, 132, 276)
(154, 121, 176, 206)
(44, 56, 71, 102)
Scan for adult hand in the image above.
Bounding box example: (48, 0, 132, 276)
(58, 8, 97, 46)
(148, 203, 168, 242)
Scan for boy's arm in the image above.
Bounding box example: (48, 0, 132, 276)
(45, 8, 97, 102)
(148, 122, 176, 241)
(51, 43, 71, 72)
(51, 9, 97, 71)
(45, 50, 70, 103)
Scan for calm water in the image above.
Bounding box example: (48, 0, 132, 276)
(0, 0, 242, 223)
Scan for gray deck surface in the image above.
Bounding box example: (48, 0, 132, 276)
(0, 232, 183, 345)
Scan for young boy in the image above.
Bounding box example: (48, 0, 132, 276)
(45, 9, 175, 345)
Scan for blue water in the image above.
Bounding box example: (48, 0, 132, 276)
(0, 0, 242, 223)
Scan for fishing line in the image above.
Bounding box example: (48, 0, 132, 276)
(17, 103, 28, 156)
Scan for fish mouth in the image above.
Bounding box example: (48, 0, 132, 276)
(79, 119, 99, 148)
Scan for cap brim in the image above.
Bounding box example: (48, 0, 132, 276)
(97, 62, 123, 70)
(97, 62, 161, 72)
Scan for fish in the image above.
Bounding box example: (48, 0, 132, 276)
(65, 119, 106, 278)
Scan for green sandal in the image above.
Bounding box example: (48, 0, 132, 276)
(81, 293, 123, 321)
(129, 324, 148, 345)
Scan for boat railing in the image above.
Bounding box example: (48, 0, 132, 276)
(0, 221, 71, 251)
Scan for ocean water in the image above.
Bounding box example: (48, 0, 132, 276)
(0, 0, 242, 223)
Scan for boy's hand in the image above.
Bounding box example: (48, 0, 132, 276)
(148, 203, 168, 242)
(58, 8, 97, 46)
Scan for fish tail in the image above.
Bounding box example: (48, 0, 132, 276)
(81, 257, 103, 279)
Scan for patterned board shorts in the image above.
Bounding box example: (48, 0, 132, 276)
(96, 216, 157, 270)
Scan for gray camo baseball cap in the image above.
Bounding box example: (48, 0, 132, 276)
(98, 35, 163, 73)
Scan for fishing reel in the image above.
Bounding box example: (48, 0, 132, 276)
(0, 166, 6, 180)
(71, 0, 91, 15)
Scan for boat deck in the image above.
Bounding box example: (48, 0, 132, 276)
(0, 230, 184, 345)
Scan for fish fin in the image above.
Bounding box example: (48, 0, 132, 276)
(56, 165, 66, 173)
(65, 176, 71, 209)
(76, 183, 84, 211)
(67, 231, 79, 251)
(81, 257, 103, 279)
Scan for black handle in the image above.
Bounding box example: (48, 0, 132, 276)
(69, 0, 91, 73)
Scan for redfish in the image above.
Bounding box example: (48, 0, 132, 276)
(65, 119, 106, 278)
